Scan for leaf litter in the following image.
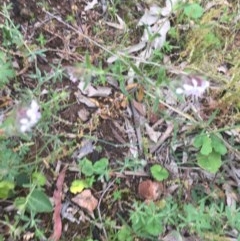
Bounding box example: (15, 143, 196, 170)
(1, 0, 240, 240)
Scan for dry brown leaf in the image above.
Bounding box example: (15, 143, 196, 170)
(78, 108, 90, 122)
(74, 91, 98, 108)
(133, 100, 146, 116)
(50, 166, 67, 241)
(78, 82, 112, 97)
(71, 189, 98, 214)
(145, 123, 161, 143)
(138, 180, 163, 201)
(136, 85, 145, 102)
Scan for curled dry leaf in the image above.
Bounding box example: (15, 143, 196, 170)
(72, 139, 94, 160)
(50, 166, 67, 241)
(74, 91, 98, 108)
(145, 123, 161, 143)
(78, 82, 112, 97)
(138, 180, 163, 201)
(105, 14, 127, 31)
(84, 0, 98, 11)
(71, 189, 98, 214)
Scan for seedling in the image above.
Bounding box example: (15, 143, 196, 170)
(79, 157, 110, 181)
(193, 132, 227, 173)
(150, 164, 169, 181)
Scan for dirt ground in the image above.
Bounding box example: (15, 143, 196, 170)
(1, 0, 240, 240)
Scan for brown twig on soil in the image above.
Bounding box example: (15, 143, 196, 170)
(150, 123, 174, 153)
(97, 179, 116, 240)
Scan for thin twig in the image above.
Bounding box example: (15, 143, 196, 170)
(150, 123, 174, 153)
(97, 179, 116, 240)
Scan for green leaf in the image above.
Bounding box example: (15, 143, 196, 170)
(0, 51, 15, 88)
(200, 135, 212, 155)
(210, 134, 227, 155)
(117, 226, 133, 241)
(14, 197, 27, 212)
(80, 158, 94, 176)
(0, 180, 15, 199)
(184, 3, 204, 20)
(93, 158, 109, 175)
(28, 189, 52, 213)
(32, 172, 46, 186)
(145, 218, 163, 236)
(197, 151, 222, 174)
(150, 164, 169, 181)
(193, 134, 204, 148)
(70, 179, 88, 194)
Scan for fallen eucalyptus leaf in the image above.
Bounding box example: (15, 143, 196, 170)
(72, 189, 98, 214)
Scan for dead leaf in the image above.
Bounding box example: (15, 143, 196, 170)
(74, 91, 98, 108)
(161, 0, 179, 17)
(84, 0, 98, 11)
(138, 180, 163, 201)
(145, 123, 161, 143)
(136, 85, 145, 102)
(72, 189, 98, 214)
(163, 230, 183, 241)
(78, 82, 112, 97)
(77, 107, 90, 122)
(107, 42, 146, 63)
(61, 200, 80, 224)
(50, 166, 67, 241)
(132, 100, 146, 116)
(23, 232, 34, 241)
(72, 139, 94, 160)
(223, 183, 238, 207)
(138, 4, 161, 26)
(105, 14, 127, 31)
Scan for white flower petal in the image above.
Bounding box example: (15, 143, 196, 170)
(19, 118, 29, 124)
(20, 124, 30, 133)
(176, 88, 184, 94)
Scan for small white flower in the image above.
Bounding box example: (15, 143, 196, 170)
(19, 118, 29, 125)
(176, 75, 209, 98)
(18, 100, 41, 133)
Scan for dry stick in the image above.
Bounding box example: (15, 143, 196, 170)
(150, 123, 174, 153)
(97, 179, 116, 240)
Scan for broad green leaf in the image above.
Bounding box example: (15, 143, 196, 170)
(210, 134, 227, 155)
(0, 180, 14, 199)
(80, 158, 94, 176)
(200, 135, 212, 155)
(14, 197, 27, 212)
(193, 134, 204, 148)
(197, 151, 222, 174)
(150, 164, 169, 181)
(184, 3, 204, 20)
(93, 158, 109, 174)
(28, 189, 52, 213)
(32, 172, 46, 186)
(70, 179, 88, 194)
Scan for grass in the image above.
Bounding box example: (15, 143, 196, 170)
(0, 1, 240, 240)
